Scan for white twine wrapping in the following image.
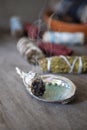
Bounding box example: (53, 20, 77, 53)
(78, 57, 83, 74)
(47, 56, 83, 73)
(60, 55, 83, 74)
(47, 58, 52, 72)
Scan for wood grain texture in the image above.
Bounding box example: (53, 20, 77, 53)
(0, 33, 87, 130)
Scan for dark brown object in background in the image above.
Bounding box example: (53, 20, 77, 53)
(24, 23, 39, 40)
(38, 42, 73, 56)
(43, 10, 87, 37)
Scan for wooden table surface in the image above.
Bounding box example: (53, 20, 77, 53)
(0, 33, 87, 130)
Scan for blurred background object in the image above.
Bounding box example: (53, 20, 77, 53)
(43, 9, 87, 37)
(43, 31, 85, 45)
(50, 0, 87, 23)
(0, 0, 49, 29)
(17, 37, 45, 64)
(10, 16, 24, 37)
(0, 1, 87, 130)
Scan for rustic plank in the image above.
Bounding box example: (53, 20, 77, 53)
(0, 34, 87, 130)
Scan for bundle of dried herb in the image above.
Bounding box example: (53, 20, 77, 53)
(38, 56, 87, 74)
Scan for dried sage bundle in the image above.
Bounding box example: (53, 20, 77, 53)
(38, 56, 87, 74)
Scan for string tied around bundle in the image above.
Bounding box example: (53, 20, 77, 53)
(47, 55, 83, 74)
